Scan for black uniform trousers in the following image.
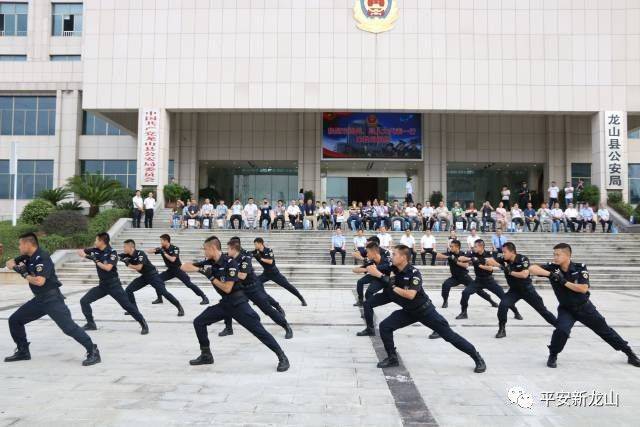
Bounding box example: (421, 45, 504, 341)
(9, 289, 94, 352)
(80, 278, 146, 325)
(441, 275, 494, 304)
(498, 284, 557, 326)
(132, 209, 142, 228)
(224, 284, 288, 330)
(379, 302, 478, 358)
(126, 273, 181, 310)
(356, 275, 386, 301)
(144, 209, 154, 228)
(193, 299, 283, 355)
(420, 249, 436, 266)
(549, 301, 631, 356)
(461, 276, 519, 314)
(156, 268, 207, 299)
(330, 247, 346, 265)
(363, 291, 393, 329)
(258, 268, 305, 302)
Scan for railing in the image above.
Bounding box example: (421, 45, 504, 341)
(0, 30, 28, 36)
(62, 30, 79, 37)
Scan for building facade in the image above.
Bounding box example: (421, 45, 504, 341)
(1, 0, 640, 216)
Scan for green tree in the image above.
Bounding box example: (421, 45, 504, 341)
(66, 174, 121, 217)
(37, 187, 71, 206)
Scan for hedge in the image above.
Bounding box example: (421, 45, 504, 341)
(42, 210, 89, 236)
(88, 208, 130, 236)
(20, 199, 54, 225)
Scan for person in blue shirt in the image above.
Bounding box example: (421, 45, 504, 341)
(578, 203, 596, 232)
(523, 202, 540, 232)
(330, 228, 346, 265)
(491, 229, 508, 253)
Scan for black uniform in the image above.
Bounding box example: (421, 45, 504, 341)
(361, 259, 395, 328)
(122, 250, 182, 312)
(495, 253, 557, 327)
(378, 264, 480, 360)
(356, 248, 392, 301)
(192, 255, 284, 354)
(79, 246, 147, 326)
(460, 250, 520, 315)
(223, 251, 289, 332)
(440, 250, 494, 305)
(152, 244, 208, 301)
(8, 249, 94, 353)
(254, 246, 306, 304)
(541, 262, 633, 357)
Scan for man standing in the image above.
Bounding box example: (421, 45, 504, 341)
(147, 234, 209, 305)
(518, 181, 531, 209)
(132, 190, 144, 228)
(4, 233, 101, 366)
(405, 178, 414, 204)
(547, 181, 559, 207)
(330, 228, 346, 265)
(529, 243, 640, 368)
(143, 192, 156, 228)
(253, 237, 307, 306)
(78, 233, 149, 334)
(564, 181, 574, 208)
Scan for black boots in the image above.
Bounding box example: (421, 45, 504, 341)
(82, 344, 101, 366)
(441, 300, 448, 308)
(177, 305, 185, 317)
(190, 346, 214, 365)
(513, 310, 524, 320)
(625, 349, 640, 367)
(82, 321, 97, 331)
(4, 342, 30, 362)
(218, 327, 233, 337)
(547, 353, 557, 368)
(140, 320, 149, 335)
(300, 298, 308, 307)
(277, 351, 290, 372)
(284, 324, 293, 339)
(200, 296, 209, 305)
(495, 322, 506, 338)
(428, 331, 441, 339)
(152, 297, 163, 304)
(455, 310, 468, 320)
(472, 352, 486, 373)
(377, 352, 399, 368)
(353, 298, 363, 307)
(357, 327, 375, 336)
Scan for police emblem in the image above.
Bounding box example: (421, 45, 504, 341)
(582, 272, 589, 279)
(353, 0, 399, 34)
(110, 254, 116, 260)
(412, 277, 419, 285)
(229, 270, 236, 277)
(36, 265, 43, 272)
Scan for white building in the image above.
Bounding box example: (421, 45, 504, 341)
(1, 0, 640, 215)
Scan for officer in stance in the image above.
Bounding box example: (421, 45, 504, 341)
(373, 245, 486, 373)
(181, 236, 290, 372)
(78, 233, 149, 334)
(4, 233, 101, 366)
(529, 243, 640, 368)
(147, 234, 209, 306)
(217, 239, 293, 339)
(455, 239, 523, 320)
(353, 236, 392, 307)
(356, 241, 394, 337)
(121, 239, 184, 317)
(485, 242, 557, 339)
(253, 237, 307, 306)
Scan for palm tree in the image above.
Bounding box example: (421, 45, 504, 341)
(37, 187, 70, 206)
(66, 174, 121, 217)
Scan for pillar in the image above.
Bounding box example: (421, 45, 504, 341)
(137, 108, 170, 206)
(421, 113, 446, 203)
(298, 113, 321, 200)
(176, 113, 198, 196)
(55, 89, 81, 187)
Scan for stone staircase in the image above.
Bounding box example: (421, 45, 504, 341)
(54, 225, 640, 291)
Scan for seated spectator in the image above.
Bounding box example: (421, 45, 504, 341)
(171, 200, 184, 229)
(377, 225, 393, 250)
(375, 200, 391, 230)
(465, 202, 479, 230)
(420, 229, 436, 265)
(330, 228, 346, 265)
(510, 203, 525, 231)
(491, 229, 508, 253)
(185, 199, 200, 229)
(537, 202, 552, 232)
(421, 201, 435, 231)
(286, 199, 302, 229)
(480, 201, 495, 232)
(466, 228, 480, 251)
(447, 230, 457, 250)
(200, 198, 214, 229)
(215, 199, 228, 229)
(495, 201, 508, 231)
(347, 201, 362, 231)
(303, 199, 317, 230)
(579, 202, 596, 232)
(404, 202, 420, 231)
(273, 200, 286, 230)
(334, 201, 346, 230)
(181, 201, 190, 228)
(435, 201, 451, 231)
(389, 200, 405, 231)
(550, 202, 566, 232)
(523, 202, 540, 232)
(451, 201, 466, 231)
(361, 201, 375, 231)
(564, 203, 580, 232)
(399, 229, 417, 265)
(318, 202, 331, 230)
(597, 203, 613, 233)
(243, 197, 259, 229)
(259, 198, 272, 231)
(352, 228, 367, 265)
(229, 199, 243, 229)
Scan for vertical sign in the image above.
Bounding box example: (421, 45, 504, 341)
(140, 109, 160, 186)
(604, 111, 625, 190)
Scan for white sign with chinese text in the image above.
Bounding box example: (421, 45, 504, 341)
(140, 108, 160, 186)
(604, 111, 625, 190)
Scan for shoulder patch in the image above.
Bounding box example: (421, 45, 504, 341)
(229, 269, 236, 277)
(412, 277, 420, 285)
(35, 264, 43, 272)
(522, 259, 529, 268)
(582, 271, 589, 279)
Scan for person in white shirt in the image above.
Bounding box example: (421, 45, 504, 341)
(405, 178, 413, 203)
(352, 229, 368, 265)
(597, 203, 614, 233)
(376, 226, 393, 250)
(420, 229, 437, 265)
(229, 199, 243, 229)
(435, 201, 451, 231)
(132, 190, 144, 228)
(404, 202, 419, 231)
(564, 203, 579, 232)
(399, 229, 416, 264)
(243, 197, 259, 229)
(500, 185, 511, 210)
(564, 182, 574, 207)
(200, 198, 214, 229)
(547, 181, 560, 207)
(286, 200, 302, 228)
(550, 202, 566, 232)
(143, 192, 156, 228)
(466, 229, 480, 251)
(537, 202, 552, 232)
(447, 230, 457, 250)
(510, 203, 524, 231)
(421, 201, 435, 231)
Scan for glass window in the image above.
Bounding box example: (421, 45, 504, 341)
(0, 159, 53, 199)
(0, 96, 56, 135)
(82, 111, 126, 136)
(80, 160, 137, 190)
(0, 55, 27, 61)
(571, 163, 591, 186)
(52, 3, 82, 36)
(629, 164, 640, 205)
(326, 177, 348, 204)
(50, 55, 81, 61)
(168, 159, 175, 181)
(0, 2, 28, 36)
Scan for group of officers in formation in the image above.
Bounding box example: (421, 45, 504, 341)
(3, 227, 640, 373)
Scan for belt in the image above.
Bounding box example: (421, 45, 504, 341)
(99, 277, 121, 286)
(34, 288, 62, 299)
(405, 300, 434, 316)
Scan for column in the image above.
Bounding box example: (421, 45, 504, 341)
(421, 113, 446, 202)
(298, 113, 321, 200)
(177, 112, 199, 195)
(137, 108, 170, 206)
(55, 89, 81, 187)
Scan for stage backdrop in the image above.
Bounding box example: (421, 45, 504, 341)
(322, 112, 422, 160)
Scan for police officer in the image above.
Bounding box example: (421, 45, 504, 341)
(253, 237, 307, 306)
(147, 234, 209, 306)
(181, 236, 290, 372)
(78, 233, 149, 334)
(455, 239, 523, 320)
(485, 242, 557, 338)
(217, 239, 293, 339)
(353, 236, 392, 307)
(372, 245, 486, 373)
(529, 243, 640, 368)
(4, 233, 101, 366)
(121, 239, 184, 317)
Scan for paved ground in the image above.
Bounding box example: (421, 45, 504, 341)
(0, 283, 639, 426)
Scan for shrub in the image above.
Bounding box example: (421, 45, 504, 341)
(88, 208, 130, 236)
(67, 173, 122, 217)
(38, 235, 67, 253)
(164, 183, 192, 204)
(429, 191, 443, 207)
(20, 199, 54, 224)
(607, 191, 633, 219)
(577, 185, 600, 206)
(64, 232, 94, 248)
(37, 187, 71, 206)
(111, 187, 136, 210)
(0, 221, 39, 265)
(57, 201, 83, 211)
(41, 210, 89, 236)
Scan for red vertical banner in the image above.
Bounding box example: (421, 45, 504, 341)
(140, 108, 160, 185)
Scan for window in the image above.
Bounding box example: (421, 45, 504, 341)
(0, 55, 26, 61)
(52, 3, 82, 36)
(168, 159, 175, 181)
(326, 177, 348, 204)
(82, 111, 126, 135)
(50, 54, 80, 61)
(629, 164, 640, 205)
(0, 96, 56, 135)
(0, 3, 28, 36)
(0, 159, 54, 199)
(571, 163, 591, 187)
(80, 160, 137, 190)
